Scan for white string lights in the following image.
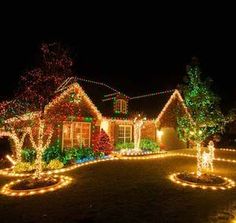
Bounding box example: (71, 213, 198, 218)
(133, 114, 146, 151)
(0, 130, 27, 163)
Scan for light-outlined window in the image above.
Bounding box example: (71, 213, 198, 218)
(62, 122, 91, 148)
(114, 99, 127, 114)
(118, 125, 132, 143)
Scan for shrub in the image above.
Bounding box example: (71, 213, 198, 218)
(13, 162, 34, 173)
(115, 142, 134, 150)
(93, 129, 113, 155)
(47, 159, 64, 170)
(140, 139, 159, 152)
(60, 147, 96, 164)
(21, 149, 36, 163)
(43, 140, 62, 164)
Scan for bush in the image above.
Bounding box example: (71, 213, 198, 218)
(13, 162, 34, 173)
(60, 147, 96, 164)
(115, 142, 134, 150)
(13, 161, 48, 173)
(140, 139, 159, 152)
(47, 159, 64, 170)
(21, 149, 36, 163)
(43, 140, 62, 164)
(93, 129, 113, 155)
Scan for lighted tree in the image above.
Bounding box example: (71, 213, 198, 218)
(94, 129, 113, 155)
(0, 100, 28, 163)
(16, 42, 76, 177)
(177, 61, 225, 176)
(133, 114, 146, 150)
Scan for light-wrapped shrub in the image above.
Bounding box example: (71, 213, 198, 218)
(47, 159, 64, 170)
(13, 162, 34, 173)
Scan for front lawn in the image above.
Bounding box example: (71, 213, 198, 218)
(1, 150, 236, 222)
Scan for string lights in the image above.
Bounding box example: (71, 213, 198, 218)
(133, 114, 146, 151)
(0, 131, 27, 163)
(27, 119, 53, 177)
(156, 89, 192, 124)
(1, 175, 72, 197)
(169, 172, 235, 190)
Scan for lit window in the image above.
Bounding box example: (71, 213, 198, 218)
(118, 125, 132, 143)
(114, 99, 127, 114)
(63, 122, 91, 148)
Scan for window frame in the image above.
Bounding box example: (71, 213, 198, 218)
(62, 121, 91, 149)
(118, 124, 132, 143)
(115, 99, 127, 114)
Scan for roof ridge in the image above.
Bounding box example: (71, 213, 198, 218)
(129, 89, 175, 100)
(77, 77, 121, 94)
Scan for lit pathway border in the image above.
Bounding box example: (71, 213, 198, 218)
(169, 172, 235, 190)
(1, 152, 236, 178)
(1, 175, 72, 196)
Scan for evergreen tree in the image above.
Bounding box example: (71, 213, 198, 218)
(94, 129, 113, 155)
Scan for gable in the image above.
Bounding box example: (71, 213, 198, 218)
(155, 90, 191, 127)
(45, 83, 102, 121)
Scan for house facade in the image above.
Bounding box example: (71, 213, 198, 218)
(40, 79, 189, 150)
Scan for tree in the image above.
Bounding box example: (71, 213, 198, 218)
(177, 62, 225, 175)
(177, 63, 225, 145)
(94, 129, 113, 155)
(15, 42, 76, 177)
(0, 100, 29, 163)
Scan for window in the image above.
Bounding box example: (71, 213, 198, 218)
(114, 99, 127, 114)
(63, 122, 91, 148)
(118, 125, 132, 143)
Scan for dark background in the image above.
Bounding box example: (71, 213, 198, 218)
(1, 5, 235, 112)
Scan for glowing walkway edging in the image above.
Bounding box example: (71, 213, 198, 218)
(1, 151, 236, 178)
(0, 157, 119, 177)
(169, 172, 235, 190)
(1, 175, 72, 196)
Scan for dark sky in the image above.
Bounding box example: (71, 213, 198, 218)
(1, 5, 235, 112)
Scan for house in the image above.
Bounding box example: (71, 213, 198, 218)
(39, 78, 189, 150)
(4, 78, 190, 151)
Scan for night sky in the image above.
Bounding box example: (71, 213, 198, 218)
(1, 6, 235, 112)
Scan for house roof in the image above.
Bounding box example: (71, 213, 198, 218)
(77, 78, 125, 118)
(76, 78, 179, 119)
(128, 90, 175, 119)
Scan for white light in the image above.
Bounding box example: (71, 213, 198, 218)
(6, 155, 16, 165)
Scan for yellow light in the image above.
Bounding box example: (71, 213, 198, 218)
(6, 155, 16, 165)
(169, 172, 235, 190)
(1, 175, 72, 197)
(156, 130, 163, 141)
(100, 120, 109, 134)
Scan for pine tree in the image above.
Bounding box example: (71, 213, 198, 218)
(94, 129, 113, 155)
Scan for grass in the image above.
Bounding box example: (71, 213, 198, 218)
(1, 149, 236, 222)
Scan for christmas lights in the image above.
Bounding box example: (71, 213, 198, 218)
(0, 130, 27, 163)
(1, 175, 72, 197)
(133, 114, 146, 150)
(169, 172, 235, 190)
(27, 119, 53, 177)
(6, 155, 16, 165)
(156, 89, 192, 124)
